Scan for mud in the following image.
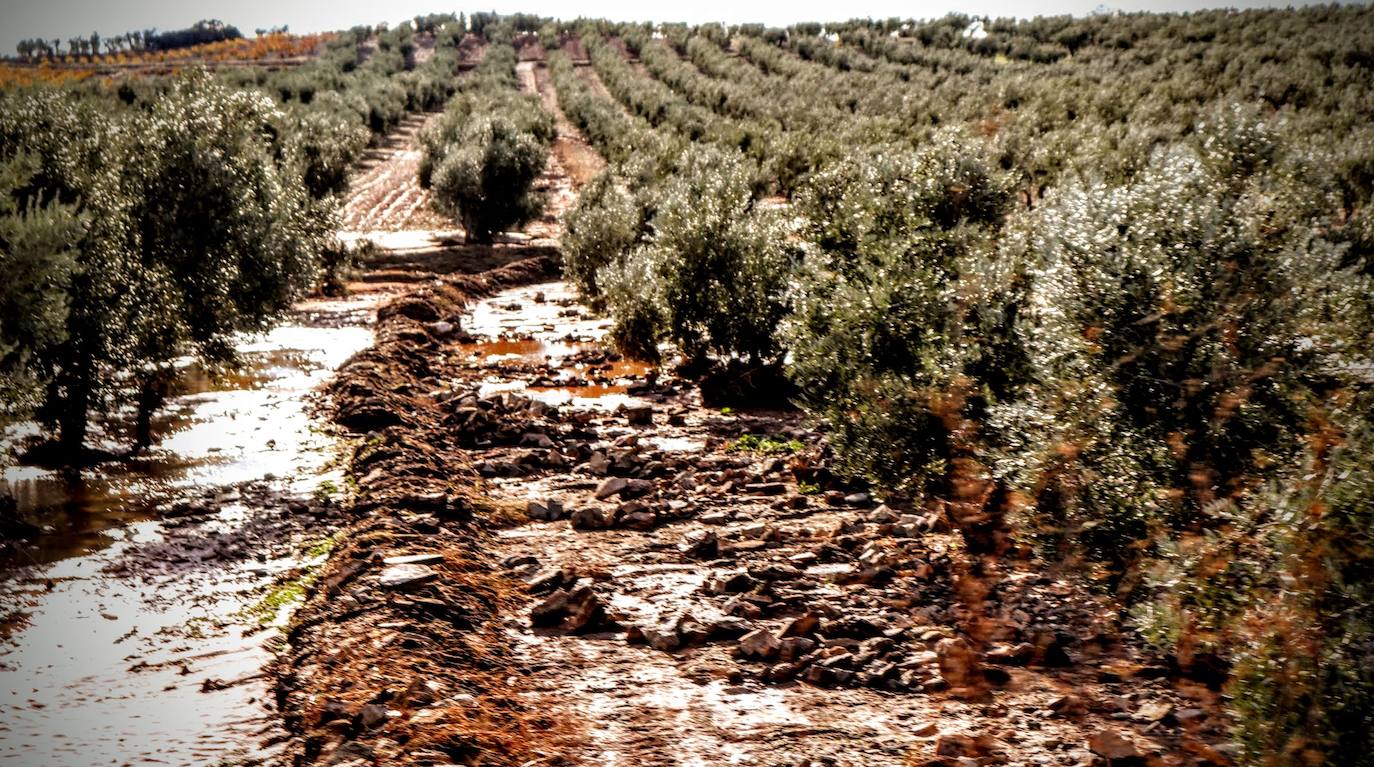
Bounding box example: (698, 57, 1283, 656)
(272, 98, 585, 765)
(419, 282, 1235, 767)
(276, 63, 1237, 767)
(0, 292, 380, 766)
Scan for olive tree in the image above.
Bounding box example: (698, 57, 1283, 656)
(0, 73, 330, 459)
(559, 170, 644, 305)
(429, 114, 549, 244)
(0, 153, 81, 431)
(605, 146, 796, 364)
(786, 133, 1019, 498)
(123, 72, 331, 448)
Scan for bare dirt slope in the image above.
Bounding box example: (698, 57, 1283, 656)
(339, 113, 451, 234)
(520, 60, 606, 187)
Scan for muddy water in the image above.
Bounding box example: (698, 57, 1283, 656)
(0, 292, 381, 766)
(459, 281, 651, 409)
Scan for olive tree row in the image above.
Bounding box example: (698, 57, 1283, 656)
(0, 73, 332, 461)
(418, 44, 555, 243)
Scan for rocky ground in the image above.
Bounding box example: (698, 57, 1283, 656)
(272, 62, 1238, 767)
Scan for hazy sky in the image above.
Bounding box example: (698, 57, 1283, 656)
(0, 0, 1358, 57)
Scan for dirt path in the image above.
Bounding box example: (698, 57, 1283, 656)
(520, 61, 605, 187)
(269, 70, 591, 767)
(271, 66, 1236, 767)
(455, 67, 1232, 767)
(575, 55, 638, 124)
(435, 276, 1234, 767)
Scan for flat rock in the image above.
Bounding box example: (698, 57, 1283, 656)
(620, 510, 657, 530)
(359, 703, 390, 729)
(525, 567, 568, 594)
(587, 451, 611, 475)
(570, 507, 614, 530)
(739, 628, 781, 660)
(378, 564, 438, 589)
(868, 505, 900, 523)
(679, 529, 718, 559)
(595, 477, 629, 500)
(641, 625, 682, 652)
(1088, 730, 1140, 762)
(1135, 701, 1174, 722)
(531, 582, 607, 633)
(780, 613, 820, 637)
(986, 642, 1034, 666)
(1175, 707, 1207, 725)
(526, 499, 564, 521)
(621, 478, 654, 499)
(934, 734, 978, 758)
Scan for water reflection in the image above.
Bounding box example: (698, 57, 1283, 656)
(456, 281, 654, 413)
(1, 296, 378, 569)
(0, 291, 381, 766)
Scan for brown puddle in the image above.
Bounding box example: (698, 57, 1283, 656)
(454, 281, 656, 411)
(529, 384, 628, 398)
(455, 337, 591, 363)
(457, 337, 652, 382)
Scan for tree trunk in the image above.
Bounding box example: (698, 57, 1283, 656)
(132, 373, 169, 453)
(56, 366, 92, 460)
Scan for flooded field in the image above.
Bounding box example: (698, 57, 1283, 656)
(0, 292, 381, 766)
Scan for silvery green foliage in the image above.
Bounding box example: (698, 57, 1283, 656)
(282, 99, 371, 200)
(786, 132, 1020, 496)
(130, 71, 332, 365)
(419, 87, 555, 188)
(419, 44, 553, 244)
(560, 171, 644, 305)
(0, 88, 142, 449)
(596, 247, 666, 362)
(430, 115, 549, 244)
(632, 145, 797, 363)
(548, 50, 684, 172)
(1001, 114, 1371, 565)
(0, 72, 330, 453)
(1223, 418, 1374, 766)
(0, 153, 81, 425)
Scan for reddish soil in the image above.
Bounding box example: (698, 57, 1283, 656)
(522, 61, 606, 187)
